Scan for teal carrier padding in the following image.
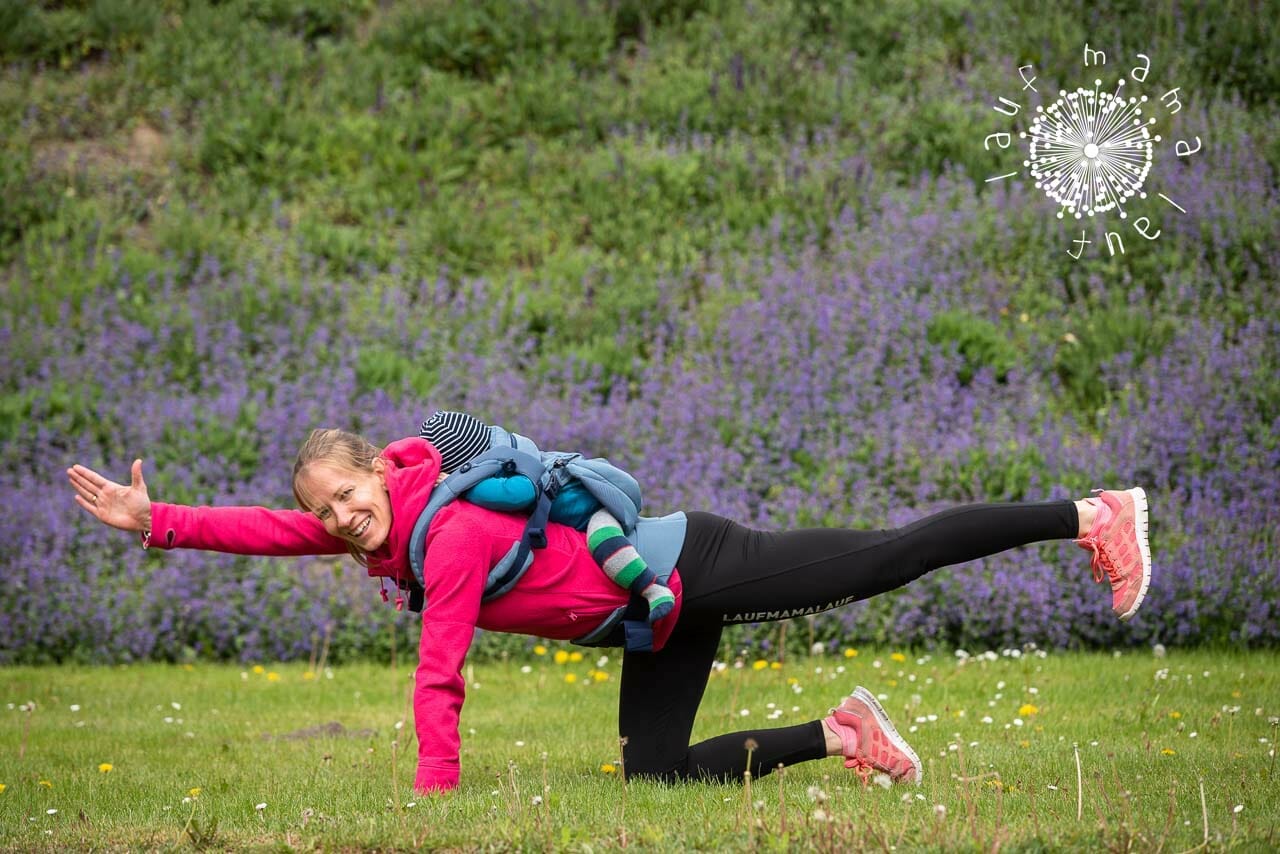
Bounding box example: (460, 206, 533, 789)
(405, 433, 671, 652)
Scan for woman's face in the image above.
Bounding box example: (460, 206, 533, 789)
(295, 461, 392, 551)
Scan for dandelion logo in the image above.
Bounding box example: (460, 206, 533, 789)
(982, 43, 1204, 260)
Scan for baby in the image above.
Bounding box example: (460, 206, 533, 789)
(421, 410, 675, 624)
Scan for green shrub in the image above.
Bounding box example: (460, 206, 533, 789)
(926, 309, 1019, 385)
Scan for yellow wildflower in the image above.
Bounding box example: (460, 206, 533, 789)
(887, 679, 898, 687)
(1018, 704, 1039, 716)
(1018, 740, 1030, 748)
(533, 645, 548, 656)
(786, 677, 799, 685)
(770, 662, 782, 670)
(554, 650, 569, 664)
(568, 651, 584, 663)
(302, 671, 315, 680)
(98, 763, 113, 773)
(890, 653, 906, 663)
(266, 672, 280, 682)
(843, 648, 858, 658)
(564, 673, 578, 684)
(182, 664, 194, 672)
(592, 670, 609, 682)
(600, 763, 616, 774)
(38, 780, 52, 788)
(1161, 748, 1176, 756)
(1168, 711, 1182, 719)
(1231, 690, 1242, 699)
(0, 784, 6, 794)
(188, 788, 201, 798)
(752, 660, 768, 671)
(252, 665, 265, 674)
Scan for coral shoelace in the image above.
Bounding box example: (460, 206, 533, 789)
(845, 756, 875, 786)
(1083, 539, 1121, 585)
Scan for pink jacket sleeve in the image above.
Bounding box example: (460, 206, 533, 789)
(143, 502, 348, 556)
(411, 522, 490, 793)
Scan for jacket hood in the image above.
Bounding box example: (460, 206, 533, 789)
(367, 437, 442, 582)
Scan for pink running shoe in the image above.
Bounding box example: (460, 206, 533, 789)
(824, 686, 922, 785)
(1075, 487, 1151, 621)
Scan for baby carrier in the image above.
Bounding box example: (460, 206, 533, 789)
(402, 427, 669, 651)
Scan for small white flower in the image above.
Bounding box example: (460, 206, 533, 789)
(981, 716, 993, 724)
(255, 803, 267, 811)
(69, 704, 80, 712)
(182, 797, 192, 804)
(933, 804, 947, 818)
(171, 702, 182, 710)
(811, 642, 825, 655)
(394, 720, 404, 731)
(909, 725, 918, 733)
(1152, 644, 1167, 658)
(596, 656, 609, 668)
(812, 808, 828, 821)
(997, 681, 1006, 690)
(406, 802, 416, 808)
(1047, 785, 1059, 791)
(739, 709, 750, 717)
(531, 795, 543, 806)
(520, 665, 532, 674)
(872, 773, 892, 789)
(47, 809, 58, 815)
(1189, 732, 1198, 738)
(1233, 804, 1244, 814)
(1013, 719, 1024, 727)
(515, 740, 525, 747)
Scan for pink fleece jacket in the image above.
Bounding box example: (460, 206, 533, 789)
(143, 438, 683, 793)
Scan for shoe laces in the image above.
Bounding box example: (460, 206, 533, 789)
(846, 756, 874, 786)
(1082, 537, 1122, 586)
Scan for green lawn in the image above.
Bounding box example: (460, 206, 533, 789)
(1, 647, 1277, 851)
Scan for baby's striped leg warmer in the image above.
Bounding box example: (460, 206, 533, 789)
(586, 510, 675, 623)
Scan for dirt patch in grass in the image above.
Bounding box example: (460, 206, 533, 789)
(265, 721, 378, 741)
(33, 123, 169, 180)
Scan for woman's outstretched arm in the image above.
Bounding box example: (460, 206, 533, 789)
(67, 459, 347, 556)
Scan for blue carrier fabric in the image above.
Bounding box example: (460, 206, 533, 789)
(406, 427, 683, 652)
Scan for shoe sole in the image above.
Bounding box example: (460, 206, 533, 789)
(1117, 486, 1151, 622)
(851, 686, 923, 784)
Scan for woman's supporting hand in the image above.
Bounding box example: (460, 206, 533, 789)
(66, 459, 153, 533)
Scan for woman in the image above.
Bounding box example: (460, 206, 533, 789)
(67, 429, 1150, 792)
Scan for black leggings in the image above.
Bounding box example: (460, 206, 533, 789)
(618, 501, 1078, 783)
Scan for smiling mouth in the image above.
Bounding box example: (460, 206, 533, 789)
(351, 517, 372, 538)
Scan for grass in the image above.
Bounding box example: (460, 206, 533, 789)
(1, 647, 1277, 850)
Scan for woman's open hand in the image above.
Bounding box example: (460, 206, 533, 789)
(66, 459, 153, 533)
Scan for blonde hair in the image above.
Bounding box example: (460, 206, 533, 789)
(292, 428, 383, 565)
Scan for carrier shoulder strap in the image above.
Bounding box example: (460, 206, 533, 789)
(406, 445, 557, 610)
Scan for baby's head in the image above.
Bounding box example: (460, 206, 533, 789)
(292, 429, 391, 559)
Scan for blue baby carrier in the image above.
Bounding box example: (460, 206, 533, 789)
(404, 427, 664, 651)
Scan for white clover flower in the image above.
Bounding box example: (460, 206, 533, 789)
(1233, 804, 1244, 813)
(933, 804, 947, 818)
(255, 803, 267, 811)
(872, 773, 892, 789)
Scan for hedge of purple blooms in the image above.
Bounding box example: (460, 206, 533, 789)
(2, 107, 1276, 663)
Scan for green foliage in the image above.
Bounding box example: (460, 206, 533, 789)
(926, 309, 1019, 385)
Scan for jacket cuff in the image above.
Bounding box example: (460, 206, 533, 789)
(140, 503, 179, 550)
(414, 762, 460, 793)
